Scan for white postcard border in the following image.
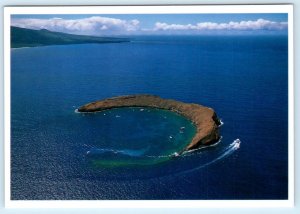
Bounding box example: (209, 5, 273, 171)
(3, 4, 294, 208)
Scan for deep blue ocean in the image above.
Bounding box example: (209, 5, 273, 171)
(11, 35, 288, 200)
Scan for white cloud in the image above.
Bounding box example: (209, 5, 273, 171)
(11, 17, 287, 35)
(11, 16, 140, 35)
(154, 19, 288, 31)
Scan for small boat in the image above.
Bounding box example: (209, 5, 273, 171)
(173, 152, 179, 157)
(233, 139, 241, 149)
(179, 126, 185, 133)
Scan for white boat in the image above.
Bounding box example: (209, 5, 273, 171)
(173, 152, 179, 157)
(233, 139, 241, 149)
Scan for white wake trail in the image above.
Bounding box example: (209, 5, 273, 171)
(174, 139, 241, 176)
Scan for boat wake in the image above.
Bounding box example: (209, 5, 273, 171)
(83, 138, 241, 180)
(173, 138, 241, 176)
(200, 138, 241, 166)
(85, 138, 240, 165)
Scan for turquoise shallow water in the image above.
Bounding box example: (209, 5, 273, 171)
(79, 107, 196, 167)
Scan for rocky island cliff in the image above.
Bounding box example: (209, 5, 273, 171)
(78, 95, 221, 153)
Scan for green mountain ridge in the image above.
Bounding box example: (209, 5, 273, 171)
(11, 26, 130, 48)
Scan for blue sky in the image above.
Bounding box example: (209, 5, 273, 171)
(11, 13, 288, 36)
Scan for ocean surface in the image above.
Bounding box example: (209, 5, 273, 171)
(11, 35, 288, 200)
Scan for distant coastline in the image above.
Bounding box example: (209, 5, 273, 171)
(11, 26, 130, 48)
(78, 95, 221, 153)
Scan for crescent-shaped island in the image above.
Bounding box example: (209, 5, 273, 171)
(77, 95, 221, 153)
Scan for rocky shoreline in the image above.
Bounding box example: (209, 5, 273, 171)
(78, 95, 221, 153)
